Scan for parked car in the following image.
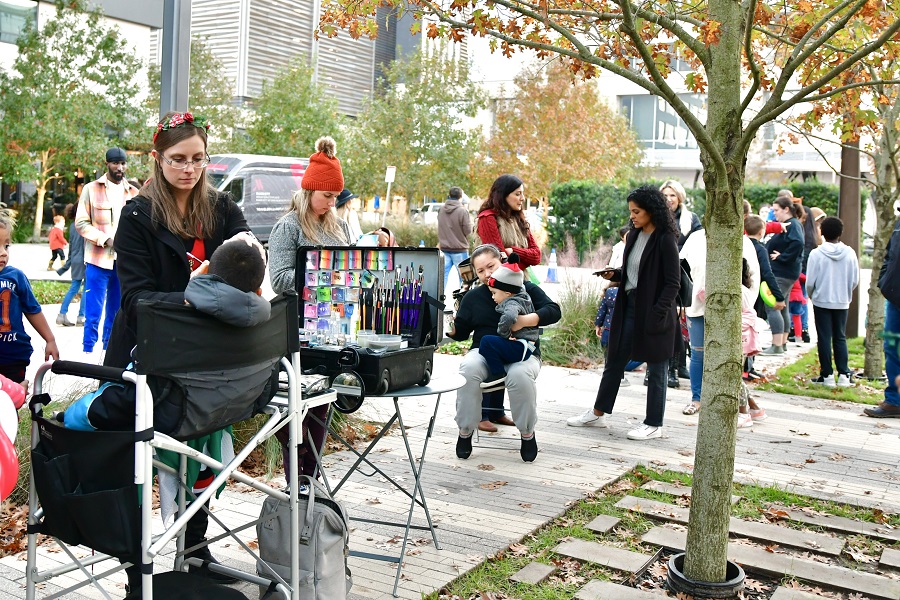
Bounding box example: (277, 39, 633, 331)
(412, 202, 444, 225)
(206, 154, 310, 243)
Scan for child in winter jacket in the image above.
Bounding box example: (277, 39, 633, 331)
(788, 274, 807, 343)
(48, 215, 67, 271)
(806, 217, 859, 387)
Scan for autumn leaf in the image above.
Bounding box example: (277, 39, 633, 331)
(700, 20, 722, 45)
(480, 481, 508, 490)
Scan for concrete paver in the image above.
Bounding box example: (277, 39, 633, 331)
(575, 579, 663, 599)
(615, 495, 845, 556)
(880, 547, 900, 569)
(4, 243, 894, 598)
(585, 515, 620, 534)
(641, 479, 740, 504)
(643, 526, 900, 600)
(769, 588, 832, 600)
(554, 539, 652, 573)
(509, 562, 555, 584)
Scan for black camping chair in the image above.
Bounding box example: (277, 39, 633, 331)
(26, 293, 336, 600)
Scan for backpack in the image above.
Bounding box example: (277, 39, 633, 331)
(256, 476, 352, 599)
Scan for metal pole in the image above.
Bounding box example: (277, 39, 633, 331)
(160, 0, 192, 117)
(381, 181, 392, 228)
(839, 139, 861, 337)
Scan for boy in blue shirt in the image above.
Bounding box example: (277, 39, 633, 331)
(0, 213, 59, 383)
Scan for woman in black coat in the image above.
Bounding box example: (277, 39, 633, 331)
(104, 112, 256, 595)
(761, 196, 804, 355)
(567, 186, 680, 440)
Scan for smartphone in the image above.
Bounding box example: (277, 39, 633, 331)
(593, 268, 615, 277)
(186, 251, 204, 271)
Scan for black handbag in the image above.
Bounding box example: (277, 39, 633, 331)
(678, 260, 693, 307)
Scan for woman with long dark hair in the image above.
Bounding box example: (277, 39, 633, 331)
(567, 185, 681, 440)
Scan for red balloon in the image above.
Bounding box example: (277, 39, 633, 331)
(0, 429, 18, 502)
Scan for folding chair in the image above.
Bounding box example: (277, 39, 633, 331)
(25, 292, 336, 600)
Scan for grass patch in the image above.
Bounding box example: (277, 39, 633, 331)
(437, 338, 471, 355)
(754, 337, 881, 405)
(430, 465, 898, 599)
(30, 280, 73, 305)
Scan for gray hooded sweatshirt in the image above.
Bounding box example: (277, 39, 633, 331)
(806, 241, 859, 310)
(184, 274, 272, 326)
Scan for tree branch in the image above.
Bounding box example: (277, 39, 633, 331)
(739, 0, 761, 114)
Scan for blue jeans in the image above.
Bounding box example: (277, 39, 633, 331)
(479, 335, 533, 377)
(60, 279, 85, 318)
(884, 301, 900, 407)
(800, 280, 809, 331)
(443, 251, 469, 289)
(83, 263, 120, 352)
(687, 316, 704, 402)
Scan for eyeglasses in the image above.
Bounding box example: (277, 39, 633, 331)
(160, 154, 210, 170)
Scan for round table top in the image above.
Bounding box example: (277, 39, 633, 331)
(368, 373, 466, 398)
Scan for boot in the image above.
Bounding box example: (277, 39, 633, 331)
(56, 314, 74, 327)
(47, 260, 55, 271)
(801, 330, 810, 343)
(184, 503, 238, 583)
(76, 315, 85, 326)
(667, 363, 679, 389)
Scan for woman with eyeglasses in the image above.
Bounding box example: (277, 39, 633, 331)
(106, 111, 258, 369)
(105, 112, 259, 593)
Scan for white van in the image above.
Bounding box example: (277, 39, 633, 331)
(207, 154, 310, 243)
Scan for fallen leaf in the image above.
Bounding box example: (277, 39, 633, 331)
(477, 464, 495, 471)
(480, 481, 508, 490)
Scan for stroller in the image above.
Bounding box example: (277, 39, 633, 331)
(25, 293, 340, 599)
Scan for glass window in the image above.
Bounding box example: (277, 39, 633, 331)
(618, 93, 704, 150)
(0, 0, 36, 45)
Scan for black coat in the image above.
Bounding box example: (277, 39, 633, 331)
(750, 237, 785, 303)
(766, 217, 804, 281)
(104, 192, 249, 368)
(607, 227, 680, 363)
(879, 219, 900, 306)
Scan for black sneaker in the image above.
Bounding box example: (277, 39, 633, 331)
(787, 334, 796, 343)
(677, 368, 691, 380)
(801, 330, 810, 343)
(520, 435, 538, 462)
(456, 434, 472, 459)
(643, 373, 649, 386)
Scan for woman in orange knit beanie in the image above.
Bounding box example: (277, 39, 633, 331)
(269, 136, 352, 293)
(267, 136, 352, 481)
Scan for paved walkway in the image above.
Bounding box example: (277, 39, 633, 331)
(3, 243, 892, 599)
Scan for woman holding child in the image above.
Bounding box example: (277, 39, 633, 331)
(567, 186, 680, 441)
(473, 174, 542, 432)
(447, 244, 560, 462)
(106, 111, 257, 594)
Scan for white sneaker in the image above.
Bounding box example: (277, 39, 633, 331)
(811, 375, 836, 387)
(737, 413, 753, 428)
(567, 409, 608, 427)
(627, 424, 662, 440)
(836, 374, 852, 387)
(620, 377, 631, 387)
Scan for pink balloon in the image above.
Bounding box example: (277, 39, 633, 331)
(0, 429, 18, 501)
(0, 391, 16, 445)
(0, 375, 25, 409)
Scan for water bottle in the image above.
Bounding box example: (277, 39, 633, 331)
(419, 239, 425, 247)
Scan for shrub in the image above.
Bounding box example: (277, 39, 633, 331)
(540, 274, 604, 367)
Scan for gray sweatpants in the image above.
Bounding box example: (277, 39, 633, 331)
(455, 348, 541, 436)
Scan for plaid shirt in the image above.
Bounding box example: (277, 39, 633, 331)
(75, 174, 138, 270)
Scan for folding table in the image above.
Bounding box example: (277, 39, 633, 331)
(325, 373, 465, 597)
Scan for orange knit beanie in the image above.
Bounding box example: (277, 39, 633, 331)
(301, 136, 344, 192)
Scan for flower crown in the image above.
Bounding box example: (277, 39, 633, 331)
(153, 112, 211, 143)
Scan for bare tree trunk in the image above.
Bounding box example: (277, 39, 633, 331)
(31, 151, 52, 241)
(864, 116, 900, 379)
(682, 0, 743, 583)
